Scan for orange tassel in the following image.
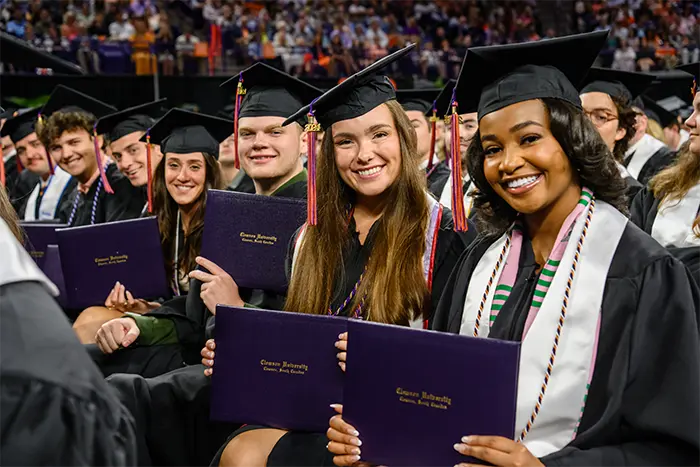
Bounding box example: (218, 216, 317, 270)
(146, 131, 153, 214)
(450, 97, 467, 232)
(427, 106, 437, 173)
(233, 79, 246, 170)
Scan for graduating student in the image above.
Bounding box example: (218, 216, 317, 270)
(74, 109, 230, 344)
(325, 32, 700, 467)
(36, 85, 143, 226)
(86, 65, 324, 467)
(631, 66, 700, 269)
(395, 87, 449, 199)
(209, 44, 478, 467)
(0, 189, 137, 465)
(581, 68, 675, 186)
(1, 107, 77, 222)
(94, 99, 168, 216)
(1, 106, 41, 211)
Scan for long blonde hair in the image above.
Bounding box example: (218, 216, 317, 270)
(649, 141, 700, 237)
(646, 118, 666, 144)
(285, 100, 430, 325)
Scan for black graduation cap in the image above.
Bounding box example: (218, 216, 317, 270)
(139, 108, 233, 158)
(580, 67, 656, 103)
(95, 99, 168, 143)
(677, 62, 699, 81)
(455, 31, 608, 120)
(283, 43, 417, 129)
(432, 80, 457, 117)
(220, 62, 322, 121)
(0, 31, 85, 75)
(396, 88, 441, 115)
(40, 85, 117, 120)
(0, 106, 41, 143)
(217, 104, 235, 120)
(0, 107, 18, 120)
(641, 95, 679, 128)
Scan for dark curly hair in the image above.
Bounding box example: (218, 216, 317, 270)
(467, 98, 629, 235)
(37, 110, 96, 149)
(610, 95, 638, 162)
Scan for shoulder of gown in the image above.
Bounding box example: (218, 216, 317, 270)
(637, 145, 675, 186)
(543, 223, 700, 465)
(628, 186, 658, 235)
(0, 281, 137, 465)
(427, 162, 451, 198)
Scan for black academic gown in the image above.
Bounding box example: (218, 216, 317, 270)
(7, 167, 40, 213)
(432, 223, 700, 465)
(623, 175, 643, 209)
(207, 209, 478, 467)
(426, 161, 451, 200)
(0, 280, 137, 465)
(68, 164, 145, 226)
(17, 177, 79, 223)
(100, 177, 310, 467)
(624, 144, 675, 186)
(227, 171, 256, 194)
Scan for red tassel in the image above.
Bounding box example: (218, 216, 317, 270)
(233, 78, 245, 170)
(146, 131, 153, 214)
(93, 126, 114, 194)
(16, 153, 23, 174)
(305, 111, 320, 226)
(0, 154, 5, 186)
(427, 106, 437, 173)
(450, 99, 467, 232)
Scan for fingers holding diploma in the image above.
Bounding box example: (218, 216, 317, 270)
(453, 435, 543, 467)
(327, 404, 364, 467)
(335, 332, 348, 372)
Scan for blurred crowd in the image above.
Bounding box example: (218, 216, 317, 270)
(1, 0, 698, 80)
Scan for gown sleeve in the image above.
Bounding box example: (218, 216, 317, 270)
(541, 256, 700, 466)
(629, 187, 657, 234)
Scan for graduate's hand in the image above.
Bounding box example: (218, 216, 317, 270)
(189, 256, 244, 315)
(454, 436, 544, 467)
(104, 282, 159, 313)
(327, 404, 364, 467)
(335, 332, 348, 372)
(201, 339, 216, 376)
(95, 317, 140, 354)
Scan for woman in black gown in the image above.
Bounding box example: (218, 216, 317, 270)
(327, 32, 699, 467)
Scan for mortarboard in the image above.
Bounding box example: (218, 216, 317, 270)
(396, 88, 441, 114)
(641, 96, 680, 128)
(139, 108, 233, 158)
(677, 62, 699, 99)
(0, 31, 85, 75)
(40, 85, 117, 120)
(95, 99, 168, 143)
(220, 62, 322, 169)
(433, 80, 457, 118)
(281, 43, 416, 228)
(580, 67, 656, 103)
(455, 30, 609, 121)
(0, 106, 19, 120)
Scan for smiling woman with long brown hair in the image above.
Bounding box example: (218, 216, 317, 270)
(204, 45, 477, 467)
(328, 32, 699, 467)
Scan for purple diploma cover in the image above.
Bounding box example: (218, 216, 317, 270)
(200, 190, 306, 293)
(20, 222, 66, 270)
(211, 306, 347, 431)
(43, 245, 67, 308)
(55, 217, 168, 309)
(343, 320, 521, 467)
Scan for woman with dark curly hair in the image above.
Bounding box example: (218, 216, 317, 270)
(328, 32, 699, 467)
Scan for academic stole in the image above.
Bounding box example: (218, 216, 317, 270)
(651, 183, 700, 248)
(292, 194, 442, 328)
(459, 191, 627, 457)
(24, 168, 73, 221)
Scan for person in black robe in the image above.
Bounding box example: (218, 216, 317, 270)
(630, 64, 700, 273)
(2, 106, 77, 223)
(579, 67, 655, 207)
(210, 44, 478, 467)
(36, 85, 145, 227)
(326, 32, 699, 467)
(91, 64, 322, 467)
(0, 203, 137, 465)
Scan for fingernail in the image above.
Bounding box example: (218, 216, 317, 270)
(338, 333, 344, 339)
(453, 443, 461, 451)
(330, 404, 341, 408)
(352, 438, 362, 446)
(350, 456, 360, 463)
(351, 448, 361, 455)
(462, 436, 472, 444)
(208, 359, 213, 366)
(349, 429, 359, 437)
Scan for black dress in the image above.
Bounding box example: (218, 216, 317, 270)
(433, 222, 700, 465)
(208, 208, 478, 467)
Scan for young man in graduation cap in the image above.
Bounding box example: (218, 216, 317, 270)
(37, 85, 145, 226)
(1, 107, 77, 222)
(580, 68, 674, 186)
(1, 106, 41, 212)
(94, 99, 167, 216)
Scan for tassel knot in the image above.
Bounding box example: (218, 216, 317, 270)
(306, 105, 319, 226)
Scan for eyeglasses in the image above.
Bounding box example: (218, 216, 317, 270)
(584, 109, 619, 128)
